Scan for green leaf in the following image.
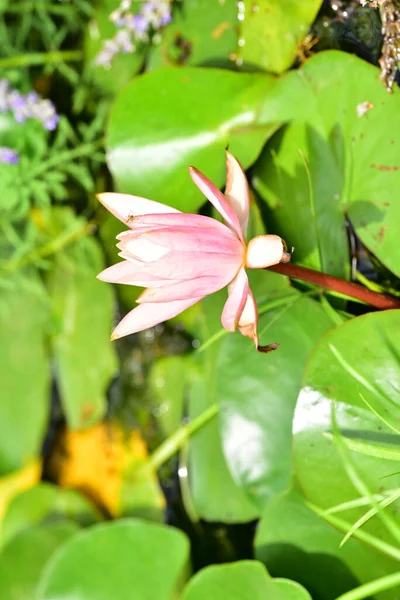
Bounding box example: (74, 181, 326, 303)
(188, 290, 259, 523)
(293, 310, 400, 543)
(216, 278, 334, 510)
(253, 51, 400, 277)
(148, 0, 237, 69)
(84, 0, 145, 94)
(0, 521, 78, 600)
(106, 67, 281, 212)
(37, 520, 190, 600)
(182, 560, 311, 600)
(148, 355, 191, 439)
(238, 0, 322, 73)
(1, 483, 100, 549)
(255, 486, 400, 600)
(47, 208, 118, 429)
(0, 271, 50, 475)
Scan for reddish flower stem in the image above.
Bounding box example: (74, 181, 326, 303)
(267, 263, 400, 310)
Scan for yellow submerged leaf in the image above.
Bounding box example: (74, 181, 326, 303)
(48, 422, 165, 519)
(0, 460, 42, 541)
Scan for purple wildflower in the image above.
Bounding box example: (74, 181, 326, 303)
(0, 147, 20, 165)
(0, 80, 59, 131)
(95, 0, 172, 68)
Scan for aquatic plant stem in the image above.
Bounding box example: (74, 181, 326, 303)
(267, 263, 400, 310)
(0, 50, 83, 69)
(145, 404, 219, 472)
(334, 571, 400, 600)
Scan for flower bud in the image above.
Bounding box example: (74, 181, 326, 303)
(245, 234, 288, 269)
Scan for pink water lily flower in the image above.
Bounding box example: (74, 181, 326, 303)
(97, 151, 291, 349)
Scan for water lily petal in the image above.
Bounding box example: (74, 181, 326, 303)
(117, 236, 170, 262)
(97, 193, 179, 227)
(118, 212, 234, 233)
(221, 268, 249, 331)
(188, 167, 244, 241)
(118, 226, 243, 257)
(111, 296, 203, 340)
(119, 250, 242, 282)
(138, 274, 234, 304)
(238, 289, 259, 348)
(225, 151, 250, 238)
(97, 260, 175, 287)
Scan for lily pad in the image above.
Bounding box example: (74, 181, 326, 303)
(216, 272, 334, 510)
(106, 67, 281, 212)
(0, 521, 78, 600)
(37, 520, 190, 600)
(253, 51, 400, 277)
(148, 0, 237, 70)
(237, 0, 322, 74)
(1, 483, 100, 549)
(182, 560, 311, 600)
(255, 485, 399, 600)
(293, 310, 400, 541)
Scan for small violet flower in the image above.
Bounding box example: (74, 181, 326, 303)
(0, 146, 19, 165)
(0, 79, 59, 130)
(95, 0, 172, 68)
(97, 152, 292, 350)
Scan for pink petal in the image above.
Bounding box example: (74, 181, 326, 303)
(97, 193, 179, 227)
(225, 151, 250, 238)
(221, 268, 249, 332)
(238, 289, 259, 348)
(111, 296, 203, 340)
(116, 212, 236, 234)
(138, 274, 235, 304)
(188, 167, 244, 242)
(97, 260, 176, 287)
(117, 236, 170, 263)
(118, 226, 244, 258)
(119, 250, 242, 282)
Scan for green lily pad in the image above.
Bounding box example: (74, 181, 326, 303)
(0, 270, 50, 475)
(0, 521, 78, 600)
(47, 208, 118, 429)
(293, 310, 400, 542)
(188, 290, 259, 523)
(148, 0, 237, 70)
(106, 67, 281, 212)
(255, 485, 399, 600)
(182, 560, 311, 600)
(253, 51, 400, 277)
(216, 272, 334, 510)
(1, 483, 100, 549)
(237, 0, 322, 74)
(37, 519, 190, 600)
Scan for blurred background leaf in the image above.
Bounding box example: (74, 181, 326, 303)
(0, 270, 50, 475)
(237, 0, 322, 73)
(37, 520, 190, 600)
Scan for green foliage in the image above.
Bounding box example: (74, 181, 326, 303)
(181, 561, 312, 600)
(0, 521, 79, 600)
(37, 520, 190, 600)
(106, 67, 280, 212)
(1, 1, 400, 599)
(237, 0, 322, 73)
